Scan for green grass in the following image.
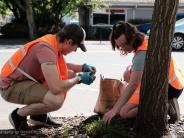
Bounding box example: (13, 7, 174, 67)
(85, 119, 105, 137)
(81, 115, 136, 138)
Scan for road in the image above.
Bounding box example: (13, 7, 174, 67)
(0, 41, 184, 129)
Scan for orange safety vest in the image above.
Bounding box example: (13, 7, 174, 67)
(136, 37, 184, 90)
(1, 34, 68, 96)
(128, 37, 184, 105)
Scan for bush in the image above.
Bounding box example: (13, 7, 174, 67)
(80, 115, 136, 138)
(128, 19, 152, 25)
(88, 26, 112, 40)
(85, 119, 105, 137)
(1, 22, 29, 38)
(0, 16, 65, 38)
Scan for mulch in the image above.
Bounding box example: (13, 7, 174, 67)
(0, 115, 184, 138)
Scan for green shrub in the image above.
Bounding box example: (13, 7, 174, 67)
(81, 116, 136, 138)
(85, 119, 105, 137)
(1, 22, 29, 38)
(90, 26, 112, 40)
(128, 19, 152, 25)
(0, 15, 65, 38)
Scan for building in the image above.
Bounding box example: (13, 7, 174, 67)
(79, 0, 184, 39)
(106, 0, 184, 22)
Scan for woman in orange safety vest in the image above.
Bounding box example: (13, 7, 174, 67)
(103, 21, 184, 125)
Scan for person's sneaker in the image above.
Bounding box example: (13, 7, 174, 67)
(168, 98, 180, 124)
(9, 108, 29, 131)
(28, 114, 61, 127)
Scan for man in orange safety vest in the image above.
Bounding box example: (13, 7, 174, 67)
(0, 24, 96, 131)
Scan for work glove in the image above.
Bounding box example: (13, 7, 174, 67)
(82, 63, 96, 75)
(78, 72, 96, 85)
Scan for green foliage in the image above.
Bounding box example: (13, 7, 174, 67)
(1, 22, 28, 38)
(128, 19, 152, 25)
(81, 116, 136, 138)
(33, 0, 75, 24)
(76, 0, 107, 10)
(31, 0, 106, 27)
(62, 127, 70, 138)
(0, 0, 106, 37)
(0, 0, 11, 15)
(85, 119, 105, 136)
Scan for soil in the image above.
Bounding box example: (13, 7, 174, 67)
(0, 115, 184, 138)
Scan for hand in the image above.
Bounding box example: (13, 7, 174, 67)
(78, 72, 96, 85)
(103, 108, 118, 125)
(123, 65, 131, 82)
(82, 64, 96, 74)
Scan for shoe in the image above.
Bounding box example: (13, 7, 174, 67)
(9, 108, 29, 131)
(28, 113, 61, 127)
(168, 98, 180, 124)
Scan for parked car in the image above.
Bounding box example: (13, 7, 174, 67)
(176, 13, 184, 20)
(137, 13, 184, 34)
(146, 18, 184, 50)
(171, 18, 184, 50)
(136, 23, 151, 34)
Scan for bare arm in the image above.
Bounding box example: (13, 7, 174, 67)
(41, 62, 80, 95)
(113, 71, 143, 113)
(67, 63, 83, 73)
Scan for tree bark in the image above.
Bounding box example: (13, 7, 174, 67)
(135, 0, 179, 137)
(25, 0, 36, 40)
(14, 0, 25, 12)
(4, 0, 20, 20)
(13, 0, 26, 21)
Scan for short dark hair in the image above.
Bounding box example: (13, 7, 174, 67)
(56, 24, 84, 45)
(110, 21, 145, 54)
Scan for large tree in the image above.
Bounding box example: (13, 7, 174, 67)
(135, 0, 179, 137)
(0, 0, 105, 38)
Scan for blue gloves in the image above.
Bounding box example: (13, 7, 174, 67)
(79, 64, 96, 85)
(78, 72, 96, 85)
(82, 64, 96, 74)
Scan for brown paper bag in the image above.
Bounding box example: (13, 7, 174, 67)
(94, 75, 123, 114)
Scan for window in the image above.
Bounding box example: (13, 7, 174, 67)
(92, 12, 126, 26)
(93, 13, 108, 25)
(110, 14, 125, 25)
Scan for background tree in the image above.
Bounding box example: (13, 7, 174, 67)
(25, 0, 36, 40)
(135, 0, 179, 137)
(0, 0, 105, 38)
(0, 0, 31, 38)
(0, 0, 10, 16)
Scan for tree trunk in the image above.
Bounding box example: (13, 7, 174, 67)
(13, 0, 26, 22)
(25, 0, 36, 40)
(5, 0, 20, 21)
(135, 0, 179, 137)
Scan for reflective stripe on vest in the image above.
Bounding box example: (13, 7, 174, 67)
(169, 68, 184, 89)
(7, 47, 27, 70)
(8, 59, 16, 70)
(169, 58, 184, 89)
(1, 34, 68, 94)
